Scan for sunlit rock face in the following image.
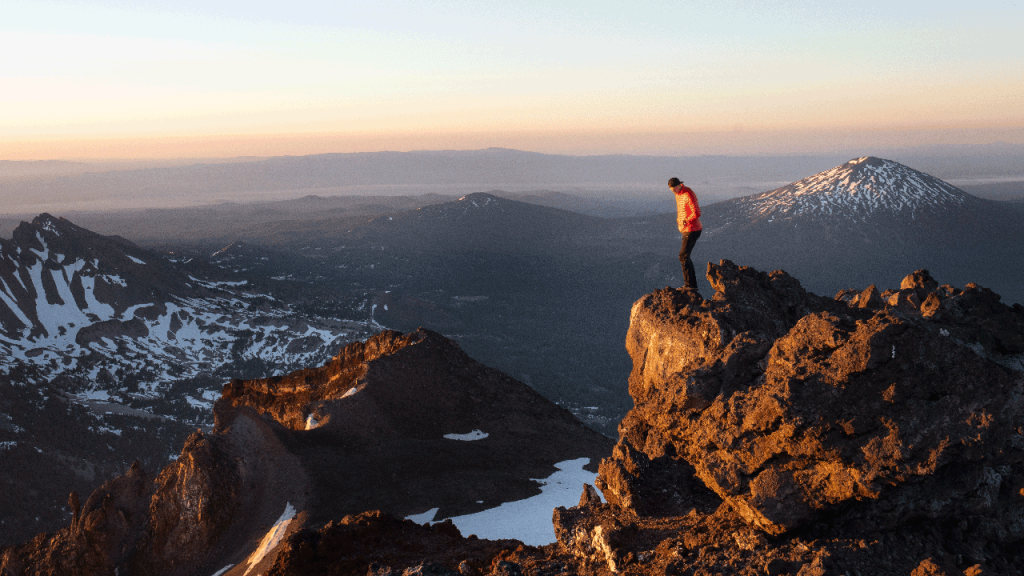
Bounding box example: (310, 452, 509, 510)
(600, 260, 1024, 540)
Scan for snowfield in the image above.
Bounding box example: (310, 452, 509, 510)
(443, 429, 489, 441)
(406, 457, 600, 546)
(0, 222, 377, 416)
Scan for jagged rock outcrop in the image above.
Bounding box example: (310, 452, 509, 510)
(1, 408, 305, 576)
(261, 263, 1024, 575)
(218, 328, 614, 524)
(1, 328, 612, 576)
(588, 260, 1024, 574)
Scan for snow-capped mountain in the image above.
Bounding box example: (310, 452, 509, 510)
(716, 156, 969, 223)
(0, 214, 374, 390)
(0, 215, 378, 544)
(681, 156, 1024, 304)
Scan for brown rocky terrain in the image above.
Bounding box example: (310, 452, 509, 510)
(4, 262, 1023, 576)
(581, 261, 1024, 575)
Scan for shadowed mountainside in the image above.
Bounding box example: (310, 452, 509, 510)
(0, 328, 611, 576)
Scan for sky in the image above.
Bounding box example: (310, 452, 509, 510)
(2, 0, 1023, 159)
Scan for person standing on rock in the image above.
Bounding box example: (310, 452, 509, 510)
(669, 177, 703, 293)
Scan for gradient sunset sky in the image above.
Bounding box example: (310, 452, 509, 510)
(3, 0, 1022, 159)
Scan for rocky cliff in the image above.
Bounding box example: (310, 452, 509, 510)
(578, 261, 1024, 575)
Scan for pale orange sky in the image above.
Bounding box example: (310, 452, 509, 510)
(3, 1, 1022, 160)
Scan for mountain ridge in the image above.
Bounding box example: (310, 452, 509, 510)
(0, 328, 613, 576)
(0, 213, 372, 384)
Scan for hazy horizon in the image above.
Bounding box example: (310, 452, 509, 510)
(2, 146, 1023, 224)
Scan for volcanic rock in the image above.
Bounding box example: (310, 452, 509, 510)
(589, 260, 1024, 573)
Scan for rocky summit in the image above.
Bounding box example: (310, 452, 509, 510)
(580, 261, 1024, 575)
(4, 262, 1024, 576)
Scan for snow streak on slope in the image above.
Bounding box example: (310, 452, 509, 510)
(735, 157, 969, 222)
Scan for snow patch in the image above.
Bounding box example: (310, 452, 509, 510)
(41, 220, 60, 234)
(444, 458, 599, 545)
(0, 282, 32, 336)
(189, 275, 249, 288)
(406, 507, 439, 524)
(305, 414, 319, 430)
(211, 565, 234, 576)
(83, 389, 112, 401)
(244, 502, 297, 576)
(29, 233, 49, 262)
(126, 255, 146, 265)
(444, 429, 488, 441)
(97, 425, 122, 436)
(185, 396, 209, 409)
(121, 303, 152, 321)
(341, 387, 359, 399)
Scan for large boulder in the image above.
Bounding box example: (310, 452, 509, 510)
(600, 261, 1024, 543)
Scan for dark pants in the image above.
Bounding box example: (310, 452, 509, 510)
(679, 229, 701, 289)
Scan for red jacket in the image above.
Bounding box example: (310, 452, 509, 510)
(675, 186, 702, 233)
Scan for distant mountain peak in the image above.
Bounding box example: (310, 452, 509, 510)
(735, 157, 969, 221)
(456, 192, 502, 206)
(28, 213, 76, 237)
